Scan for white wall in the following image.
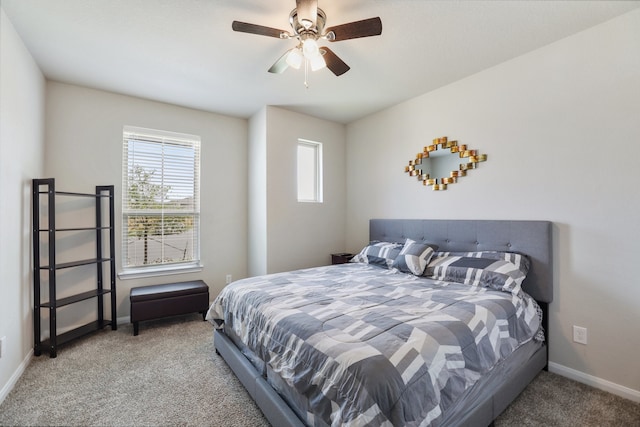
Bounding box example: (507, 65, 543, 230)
(0, 8, 46, 402)
(43, 82, 248, 326)
(346, 9, 640, 399)
(261, 106, 347, 273)
(248, 107, 268, 277)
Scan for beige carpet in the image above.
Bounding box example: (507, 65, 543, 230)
(1, 314, 638, 426)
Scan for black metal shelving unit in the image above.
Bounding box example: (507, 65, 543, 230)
(32, 178, 116, 358)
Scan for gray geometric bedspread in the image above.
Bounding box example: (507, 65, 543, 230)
(207, 263, 542, 427)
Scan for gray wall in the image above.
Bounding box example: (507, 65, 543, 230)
(265, 106, 347, 273)
(42, 82, 249, 328)
(0, 8, 45, 401)
(247, 107, 268, 277)
(345, 9, 640, 398)
(249, 106, 347, 275)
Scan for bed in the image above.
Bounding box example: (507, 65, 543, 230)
(207, 219, 553, 426)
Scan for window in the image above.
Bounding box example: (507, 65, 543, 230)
(297, 139, 323, 203)
(120, 126, 201, 278)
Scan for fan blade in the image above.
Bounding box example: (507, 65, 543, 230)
(268, 50, 291, 74)
(296, 0, 317, 29)
(321, 47, 350, 76)
(232, 21, 287, 39)
(325, 17, 382, 41)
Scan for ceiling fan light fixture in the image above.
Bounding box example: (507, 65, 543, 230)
(232, 1, 382, 80)
(286, 48, 303, 69)
(309, 53, 326, 71)
(302, 38, 320, 59)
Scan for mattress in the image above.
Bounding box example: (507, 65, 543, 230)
(207, 263, 544, 426)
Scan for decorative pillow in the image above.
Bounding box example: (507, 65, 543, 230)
(391, 238, 435, 276)
(350, 241, 404, 269)
(425, 251, 530, 294)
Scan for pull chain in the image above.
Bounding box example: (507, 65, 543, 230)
(304, 59, 309, 88)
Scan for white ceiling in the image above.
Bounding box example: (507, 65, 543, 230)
(3, 0, 639, 124)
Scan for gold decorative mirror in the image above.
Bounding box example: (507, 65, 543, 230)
(404, 137, 487, 191)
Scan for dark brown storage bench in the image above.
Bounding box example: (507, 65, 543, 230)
(129, 280, 209, 336)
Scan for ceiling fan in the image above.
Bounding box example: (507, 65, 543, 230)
(232, 0, 382, 78)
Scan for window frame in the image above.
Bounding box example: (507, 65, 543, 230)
(297, 139, 323, 203)
(118, 126, 202, 280)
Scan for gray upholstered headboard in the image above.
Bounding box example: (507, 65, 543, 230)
(370, 219, 553, 304)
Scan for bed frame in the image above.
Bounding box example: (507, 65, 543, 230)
(214, 219, 553, 427)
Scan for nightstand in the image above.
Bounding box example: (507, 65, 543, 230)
(331, 253, 354, 265)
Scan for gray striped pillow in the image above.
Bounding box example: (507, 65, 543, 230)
(391, 239, 435, 276)
(350, 241, 404, 269)
(425, 251, 530, 295)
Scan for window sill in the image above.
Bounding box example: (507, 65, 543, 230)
(118, 263, 203, 280)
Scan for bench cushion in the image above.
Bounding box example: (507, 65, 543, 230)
(130, 280, 208, 302)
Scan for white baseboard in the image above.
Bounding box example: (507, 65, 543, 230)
(548, 362, 640, 403)
(0, 349, 33, 405)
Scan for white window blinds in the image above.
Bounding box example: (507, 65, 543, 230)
(122, 126, 201, 273)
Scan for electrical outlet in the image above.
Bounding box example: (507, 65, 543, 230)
(226, 274, 232, 284)
(0, 336, 6, 358)
(573, 325, 588, 345)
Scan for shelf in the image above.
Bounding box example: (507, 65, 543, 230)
(37, 226, 113, 232)
(58, 191, 112, 198)
(41, 289, 112, 308)
(39, 257, 112, 270)
(33, 178, 117, 358)
(37, 190, 112, 198)
(38, 320, 113, 356)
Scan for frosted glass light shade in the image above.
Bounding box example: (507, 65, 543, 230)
(286, 48, 303, 69)
(309, 54, 326, 71)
